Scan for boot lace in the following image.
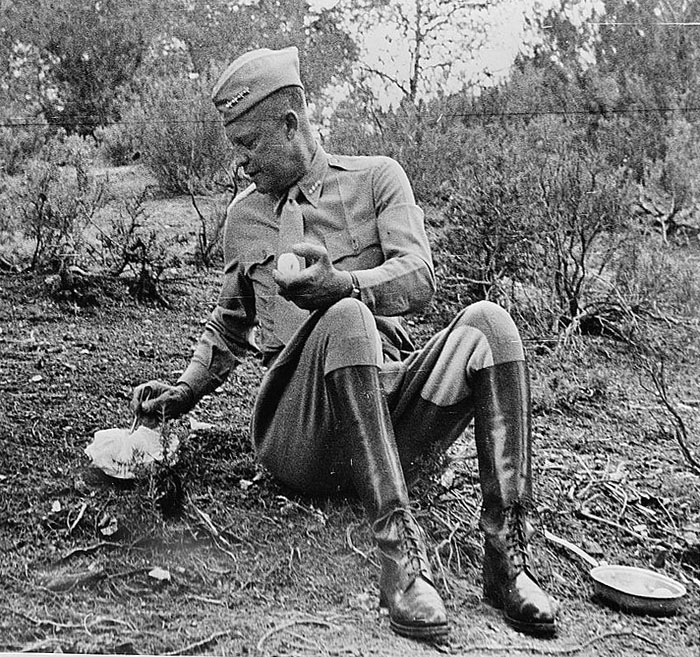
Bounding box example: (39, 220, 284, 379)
(396, 508, 431, 578)
(504, 503, 531, 573)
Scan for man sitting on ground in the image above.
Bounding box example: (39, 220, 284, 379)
(133, 46, 557, 641)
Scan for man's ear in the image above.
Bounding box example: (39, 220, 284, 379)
(284, 110, 299, 139)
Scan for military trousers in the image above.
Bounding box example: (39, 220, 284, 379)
(251, 298, 526, 494)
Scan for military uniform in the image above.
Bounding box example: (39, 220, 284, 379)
(178, 144, 526, 495)
(135, 46, 557, 640)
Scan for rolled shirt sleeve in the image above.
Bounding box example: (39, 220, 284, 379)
(351, 157, 435, 316)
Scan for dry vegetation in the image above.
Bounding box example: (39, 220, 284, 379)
(1, 166, 699, 657)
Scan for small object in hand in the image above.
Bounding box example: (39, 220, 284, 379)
(277, 252, 301, 275)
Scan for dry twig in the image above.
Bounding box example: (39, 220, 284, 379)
(345, 522, 379, 567)
(1, 606, 82, 630)
(256, 618, 334, 653)
(41, 568, 106, 592)
(452, 629, 662, 654)
(164, 629, 239, 656)
(60, 540, 121, 561)
(68, 501, 87, 534)
(643, 359, 700, 476)
(186, 494, 239, 561)
(576, 507, 659, 545)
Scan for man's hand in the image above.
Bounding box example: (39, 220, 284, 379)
(131, 380, 195, 427)
(272, 242, 353, 310)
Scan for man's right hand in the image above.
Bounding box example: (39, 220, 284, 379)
(131, 380, 195, 427)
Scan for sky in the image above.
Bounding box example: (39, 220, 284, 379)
(309, 0, 604, 110)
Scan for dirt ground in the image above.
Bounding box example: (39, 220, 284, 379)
(1, 166, 699, 657)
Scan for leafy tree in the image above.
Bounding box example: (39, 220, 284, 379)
(1, 0, 165, 135)
(168, 0, 357, 99)
(335, 0, 605, 111)
(597, 0, 700, 113)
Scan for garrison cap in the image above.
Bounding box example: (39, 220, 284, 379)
(212, 46, 304, 125)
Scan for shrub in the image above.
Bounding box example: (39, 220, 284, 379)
(93, 189, 181, 305)
(135, 68, 236, 195)
(535, 140, 634, 324)
(611, 232, 700, 320)
(425, 116, 635, 334)
(0, 124, 53, 176)
(6, 133, 106, 273)
(188, 192, 227, 270)
(24, 0, 157, 136)
(94, 121, 141, 167)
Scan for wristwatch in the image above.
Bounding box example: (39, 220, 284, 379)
(349, 272, 361, 299)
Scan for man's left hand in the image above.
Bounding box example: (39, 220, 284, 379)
(273, 242, 353, 310)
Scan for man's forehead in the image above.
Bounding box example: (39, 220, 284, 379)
(226, 118, 259, 142)
(225, 100, 285, 139)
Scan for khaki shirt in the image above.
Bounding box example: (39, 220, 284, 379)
(179, 145, 435, 396)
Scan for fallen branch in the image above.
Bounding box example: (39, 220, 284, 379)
(256, 618, 334, 653)
(1, 606, 82, 630)
(576, 507, 660, 545)
(164, 629, 238, 656)
(186, 495, 239, 561)
(42, 568, 106, 592)
(61, 541, 121, 562)
(453, 629, 663, 654)
(20, 638, 62, 653)
(86, 615, 136, 631)
(191, 594, 227, 606)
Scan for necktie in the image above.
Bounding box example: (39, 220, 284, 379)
(273, 186, 309, 344)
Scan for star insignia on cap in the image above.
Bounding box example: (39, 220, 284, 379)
(224, 87, 251, 109)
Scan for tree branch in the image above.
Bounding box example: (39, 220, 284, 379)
(358, 65, 410, 98)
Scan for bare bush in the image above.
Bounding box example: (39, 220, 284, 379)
(8, 135, 107, 274)
(536, 145, 634, 328)
(189, 189, 229, 270)
(94, 189, 180, 306)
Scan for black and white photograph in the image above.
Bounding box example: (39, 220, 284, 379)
(1, 1, 699, 655)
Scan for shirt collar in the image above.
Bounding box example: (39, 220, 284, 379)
(295, 144, 328, 208)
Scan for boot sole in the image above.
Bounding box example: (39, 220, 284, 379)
(503, 612, 556, 638)
(389, 618, 449, 642)
(484, 594, 557, 638)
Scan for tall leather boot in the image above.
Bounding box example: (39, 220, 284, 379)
(472, 360, 557, 636)
(327, 365, 448, 641)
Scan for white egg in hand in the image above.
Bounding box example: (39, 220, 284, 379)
(277, 252, 300, 275)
